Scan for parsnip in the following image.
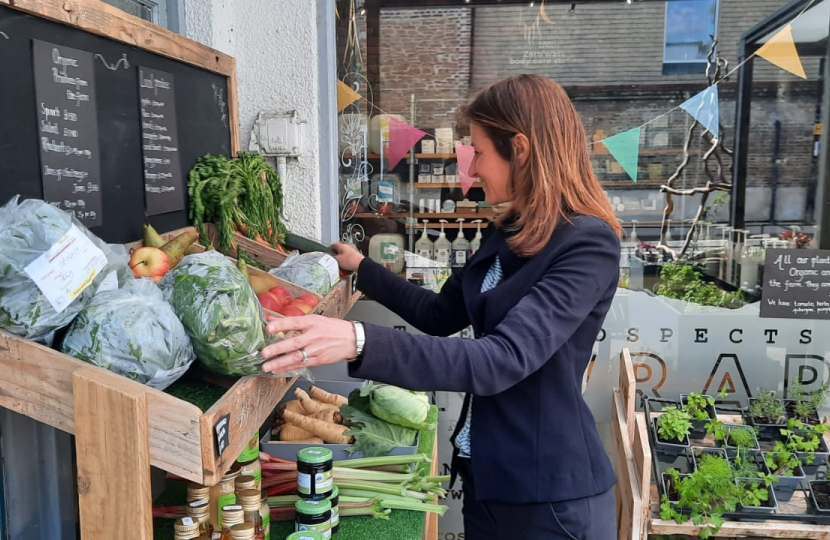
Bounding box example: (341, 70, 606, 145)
(294, 388, 337, 415)
(310, 386, 349, 407)
(283, 410, 353, 444)
(311, 408, 343, 425)
(279, 423, 315, 441)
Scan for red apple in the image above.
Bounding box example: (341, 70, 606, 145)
(288, 299, 313, 315)
(296, 294, 319, 308)
(269, 286, 294, 305)
(267, 292, 288, 310)
(278, 305, 305, 317)
(257, 293, 282, 312)
(130, 247, 170, 279)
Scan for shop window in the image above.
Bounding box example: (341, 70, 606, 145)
(101, 0, 180, 32)
(663, 0, 719, 75)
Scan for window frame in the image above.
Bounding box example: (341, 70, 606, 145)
(662, 0, 720, 75)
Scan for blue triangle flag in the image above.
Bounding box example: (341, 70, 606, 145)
(680, 86, 719, 138)
(602, 127, 641, 183)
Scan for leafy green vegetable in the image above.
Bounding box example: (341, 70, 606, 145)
(0, 196, 129, 341)
(341, 404, 418, 458)
(362, 383, 433, 430)
(654, 263, 744, 309)
(60, 279, 193, 389)
(269, 251, 339, 296)
(656, 407, 692, 443)
(159, 251, 270, 376)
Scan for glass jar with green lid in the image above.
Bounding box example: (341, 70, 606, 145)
(286, 532, 324, 540)
(294, 498, 332, 539)
(296, 447, 333, 499)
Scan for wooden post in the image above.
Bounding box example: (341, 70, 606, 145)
(73, 367, 153, 540)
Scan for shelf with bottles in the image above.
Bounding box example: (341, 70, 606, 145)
(414, 181, 482, 189)
(343, 152, 457, 160)
(354, 211, 493, 220)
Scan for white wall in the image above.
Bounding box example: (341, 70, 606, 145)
(183, 0, 323, 238)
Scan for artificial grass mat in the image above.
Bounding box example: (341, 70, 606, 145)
(154, 405, 439, 539)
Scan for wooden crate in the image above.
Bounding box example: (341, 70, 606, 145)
(613, 348, 830, 540)
(199, 222, 362, 320)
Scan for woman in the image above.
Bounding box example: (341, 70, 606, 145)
(261, 74, 622, 540)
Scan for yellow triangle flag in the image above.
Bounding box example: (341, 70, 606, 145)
(337, 80, 362, 112)
(756, 24, 807, 79)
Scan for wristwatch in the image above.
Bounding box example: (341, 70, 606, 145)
(351, 321, 366, 361)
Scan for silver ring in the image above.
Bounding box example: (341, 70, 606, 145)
(300, 348, 310, 364)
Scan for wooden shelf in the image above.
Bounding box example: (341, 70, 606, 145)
(406, 222, 488, 229)
(414, 182, 482, 189)
(344, 152, 456, 160)
(354, 211, 492, 220)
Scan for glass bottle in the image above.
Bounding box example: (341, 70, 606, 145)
(186, 498, 214, 538)
(174, 516, 202, 540)
(237, 432, 262, 490)
(238, 489, 265, 540)
(210, 463, 241, 531)
(219, 505, 245, 540)
(260, 489, 270, 540)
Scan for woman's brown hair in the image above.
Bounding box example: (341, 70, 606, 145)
(460, 74, 622, 257)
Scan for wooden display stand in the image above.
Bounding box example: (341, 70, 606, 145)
(612, 348, 830, 540)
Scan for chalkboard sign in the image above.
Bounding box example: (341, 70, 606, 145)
(760, 248, 830, 320)
(138, 66, 184, 215)
(33, 39, 102, 226)
(0, 2, 237, 243)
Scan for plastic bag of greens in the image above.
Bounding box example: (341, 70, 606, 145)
(269, 251, 340, 296)
(159, 251, 293, 376)
(60, 279, 194, 389)
(0, 196, 129, 343)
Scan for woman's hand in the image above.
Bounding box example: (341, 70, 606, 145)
(261, 315, 357, 375)
(332, 242, 365, 272)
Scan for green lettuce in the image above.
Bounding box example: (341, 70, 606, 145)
(365, 383, 433, 430)
(341, 388, 418, 457)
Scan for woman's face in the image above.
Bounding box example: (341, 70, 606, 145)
(469, 123, 512, 205)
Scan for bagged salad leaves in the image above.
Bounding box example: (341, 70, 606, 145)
(159, 251, 272, 376)
(60, 279, 194, 390)
(269, 251, 340, 296)
(0, 196, 128, 342)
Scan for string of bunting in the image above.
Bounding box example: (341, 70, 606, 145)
(336, 0, 816, 187)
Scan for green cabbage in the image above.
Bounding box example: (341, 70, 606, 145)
(159, 251, 268, 376)
(269, 251, 339, 296)
(60, 279, 193, 389)
(363, 383, 433, 430)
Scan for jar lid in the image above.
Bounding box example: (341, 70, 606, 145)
(222, 462, 242, 481)
(235, 475, 257, 490)
(221, 504, 244, 525)
(329, 485, 339, 499)
(295, 498, 332, 515)
(230, 523, 256, 539)
(237, 489, 262, 509)
(286, 532, 325, 540)
(187, 483, 210, 496)
(173, 516, 200, 533)
(297, 447, 333, 464)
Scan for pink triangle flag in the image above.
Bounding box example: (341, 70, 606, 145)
(455, 143, 476, 195)
(387, 117, 427, 170)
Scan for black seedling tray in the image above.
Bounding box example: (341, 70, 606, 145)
(643, 395, 830, 525)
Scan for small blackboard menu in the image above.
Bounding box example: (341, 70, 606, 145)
(33, 39, 102, 226)
(138, 66, 184, 215)
(760, 248, 830, 320)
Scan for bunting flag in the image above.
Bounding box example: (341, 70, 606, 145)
(756, 24, 807, 79)
(337, 80, 362, 112)
(387, 117, 427, 170)
(601, 127, 641, 183)
(680, 85, 720, 138)
(455, 143, 476, 195)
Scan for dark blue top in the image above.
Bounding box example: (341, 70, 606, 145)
(348, 214, 620, 503)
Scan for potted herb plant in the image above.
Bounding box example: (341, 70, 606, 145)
(747, 390, 786, 440)
(660, 452, 739, 539)
(763, 443, 806, 501)
(692, 446, 727, 470)
(786, 379, 828, 426)
(653, 406, 692, 461)
(721, 425, 759, 457)
(735, 473, 778, 515)
(681, 392, 716, 438)
(809, 480, 830, 514)
(780, 418, 830, 475)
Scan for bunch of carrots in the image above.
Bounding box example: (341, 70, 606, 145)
(272, 386, 352, 444)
